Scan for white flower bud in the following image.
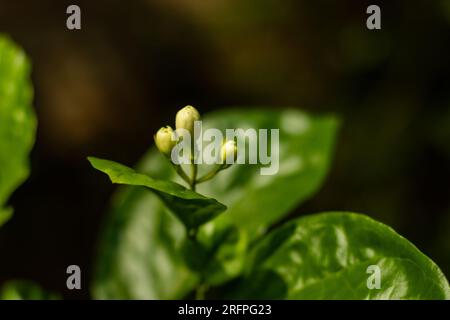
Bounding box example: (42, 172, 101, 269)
(154, 126, 176, 155)
(175, 105, 200, 134)
(221, 140, 237, 164)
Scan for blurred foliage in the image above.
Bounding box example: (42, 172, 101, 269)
(1, 280, 58, 300)
(0, 35, 36, 226)
(247, 212, 449, 299)
(0, 35, 55, 300)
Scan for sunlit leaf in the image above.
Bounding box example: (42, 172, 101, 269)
(246, 212, 450, 299)
(88, 157, 226, 230)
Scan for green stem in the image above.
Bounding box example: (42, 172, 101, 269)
(196, 164, 227, 184)
(190, 162, 197, 191)
(188, 148, 221, 299)
(170, 163, 191, 186)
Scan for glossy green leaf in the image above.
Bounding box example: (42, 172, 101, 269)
(197, 109, 339, 238)
(246, 212, 450, 299)
(0, 35, 36, 225)
(88, 157, 226, 230)
(1, 281, 59, 300)
(92, 108, 339, 299)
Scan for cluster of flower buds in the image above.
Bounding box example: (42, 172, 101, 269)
(154, 105, 236, 164)
(153, 105, 237, 189)
(154, 105, 199, 157)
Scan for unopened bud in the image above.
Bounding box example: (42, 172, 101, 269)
(221, 140, 237, 164)
(154, 126, 176, 155)
(175, 105, 200, 134)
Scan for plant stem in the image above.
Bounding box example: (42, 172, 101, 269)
(170, 163, 191, 186)
(190, 162, 197, 191)
(188, 147, 212, 299)
(196, 165, 226, 184)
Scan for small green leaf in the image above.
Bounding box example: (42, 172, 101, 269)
(0, 35, 36, 221)
(246, 212, 450, 299)
(1, 281, 59, 300)
(88, 157, 226, 230)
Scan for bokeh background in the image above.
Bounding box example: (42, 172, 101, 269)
(0, 0, 449, 299)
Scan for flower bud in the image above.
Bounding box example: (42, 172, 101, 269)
(175, 105, 200, 134)
(154, 126, 176, 155)
(221, 140, 237, 164)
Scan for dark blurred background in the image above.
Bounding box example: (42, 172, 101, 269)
(0, 0, 449, 299)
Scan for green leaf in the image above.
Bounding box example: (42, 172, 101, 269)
(246, 212, 450, 299)
(0, 35, 36, 224)
(92, 153, 198, 299)
(92, 109, 338, 299)
(197, 109, 339, 238)
(88, 157, 226, 230)
(1, 281, 59, 300)
(181, 225, 247, 285)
